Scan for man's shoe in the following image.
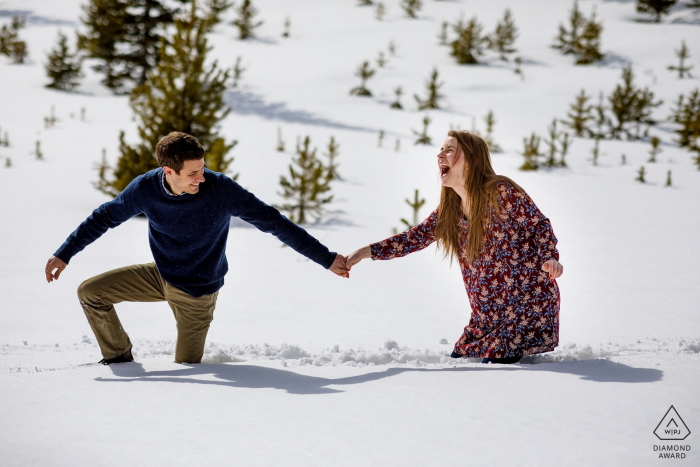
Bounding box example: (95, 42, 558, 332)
(99, 347, 134, 365)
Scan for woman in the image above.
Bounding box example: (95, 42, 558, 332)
(347, 131, 563, 364)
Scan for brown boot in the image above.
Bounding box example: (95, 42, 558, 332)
(98, 347, 134, 365)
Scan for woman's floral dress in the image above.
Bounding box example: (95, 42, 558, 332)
(371, 182, 560, 358)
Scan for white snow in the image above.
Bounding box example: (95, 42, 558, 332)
(1, 0, 699, 466)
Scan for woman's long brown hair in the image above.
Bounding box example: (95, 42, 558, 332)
(434, 130, 524, 264)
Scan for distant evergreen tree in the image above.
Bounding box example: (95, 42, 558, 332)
(204, 0, 233, 31)
(96, 1, 236, 197)
(0, 16, 28, 64)
(324, 136, 341, 181)
(45, 31, 84, 91)
(412, 116, 432, 145)
(590, 137, 601, 165)
(232, 0, 263, 39)
(559, 133, 572, 167)
(378, 130, 384, 147)
(78, 0, 187, 92)
(575, 9, 603, 65)
(671, 88, 700, 148)
(520, 133, 541, 170)
(282, 16, 290, 37)
(391, 86, 403, 109)
(400, 0, 423, 19)
(414, 68, 443, 110)
(232, 56, 246, 87)
(637, 0, 677, 22)
(608, 64, 662, 139)
(667, 40, 693, 78)
(358, 0, 373, 5)
(400, 189, 426, 230)
(552, 0, 585, 55)
(665, 170, 672, 187)
(543, 119, 560, 167)
(562, 89, 593, 136)
(487, 9, 518, 61)
(438, 21, 448, 45)
(350, 61, 375, 96)
(4, 157, 10, 168)
(375, 3, 385, 21)
(635, 165, 646, 183)
(471, 111, 502, 153)
(376, 51, 387, 68)
(648, 136, 662, 162)
(513, 56, 523, 78)
(388, 40, 397, 56)
(277, 136, 332, 224)
(276, 127, 285, 152)
(592, 91, 610, 139)
(451, 16, 485, 64)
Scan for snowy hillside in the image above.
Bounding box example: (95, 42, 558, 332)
(1, 0, 699, 466)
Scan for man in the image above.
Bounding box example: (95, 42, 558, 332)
(45, 132, 348, 365)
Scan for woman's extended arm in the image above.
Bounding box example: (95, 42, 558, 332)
(346, 209, 438, 271)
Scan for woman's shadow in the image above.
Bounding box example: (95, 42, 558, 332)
(96, 358, 663, 395)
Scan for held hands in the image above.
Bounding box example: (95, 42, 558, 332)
(45, 256, 67, 283)
(329, 254, 349, 278)
(330, 246, 372, 279)
(542, 259, 563, 281)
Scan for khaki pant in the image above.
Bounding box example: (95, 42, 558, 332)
(77, 263, 219, 364)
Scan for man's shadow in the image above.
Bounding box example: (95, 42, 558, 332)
(96, 359, 663, 395)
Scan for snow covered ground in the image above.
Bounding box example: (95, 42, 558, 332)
(1, 0, 699, 465)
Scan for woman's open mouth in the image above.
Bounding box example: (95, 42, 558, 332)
(440, 164, 450, 178)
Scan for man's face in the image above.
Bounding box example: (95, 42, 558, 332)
(163, 158, 206, 195)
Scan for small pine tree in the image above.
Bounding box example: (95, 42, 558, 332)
(350, 61, 375, 96)
(277, 136, 332, 224)
(648, 136, 662, 162)
(621, 154, 627, 165)
(562, 89, 593, 136)
(232, 0, 263, 40)
(591, 137, 601, 166)
(514, 56, 523, 78)
(4, 157, 10, 168)
(637, 0, 677, 23)
(1, 131, 8, 147)
(400, 0, 422, 19)
(276, 127, 285, 152)
(324, 136, 341, 181)
(635, 165, 646, 183)
(378, 130, 384, 147)
(204, 0, 233, 31)
(438, 22, 448, 46)
(0, 16, 28, 64)
(395, 138, 401, 151)
(543, 119, 560, 167)
(358, 0, 373, 5)
(388, 40, 397, 56)
(520, 133, 541, 170)
(376, 3, 385, 21)
(44, 106, 58, 129)
(376, 51, 387, 68)
(96, 1, 236, 197)
(608, 64, 662, 140)
(667, 40, 693, 78)
(488, 9, 518, 61)
(575, 9, 604, 65)
(553, 0, 585, 55)
(451, 16, 485, 64)
(414, 67, 444, 110)
(391, 86, 403, 109)
(665, 170, 672, 187)
(400, 189, 426, 230)
(482, 110, 502, 153)
(35, 141, 43, 160)
(672, 89, 700, 148)
(232, 56, 246, 87)
(45, 31, 84, 91)
(559, 132, 572, 167)
(282, 16, 290, 37)
(412, 116, 432, 145)
(592, 91, 610, 139)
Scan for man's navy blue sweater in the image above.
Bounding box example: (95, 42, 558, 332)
(54, 168, 337, 297)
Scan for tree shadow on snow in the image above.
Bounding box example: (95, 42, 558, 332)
(94, 358, 661, 395)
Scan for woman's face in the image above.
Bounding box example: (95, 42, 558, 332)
(438, 136, 466, 189)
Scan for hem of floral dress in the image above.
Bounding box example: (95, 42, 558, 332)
(453, 343, 558, 359)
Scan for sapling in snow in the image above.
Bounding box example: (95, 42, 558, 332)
(44, 106, 58, 129)
(667, 40, 693, 78)
(562, 89, 593, 137)
(232, 56, 246, 87)
(0, 16, 28, 64)
(648, 136, 662, 162)
(608, 64, 663, 140)
(575, 8, 604, 65)
(400, 189, 426, 230)
(552, 1, 604, 65)
(520, 133, 542, 171)
(635, 165, 646, 183)
(378, 130, 384, 148)
(637, 0, 677, 23)
(591, 137, 602, 166)
(451, 16, 485, 64)
(376, 51, 387, 68)
(324, 136, 341, 182)
(621, 154, 627, 165)
(665, 170, 672, 187)
(438, 22, 448, 46)
(543, 119, 560, 168)
(412, 116, 432, 145)
(670, 89, 700, 148)
(232, 0, 263, 40)
(277, 136, 333, 224)
(350, 61, 375, 96)
(400, 0, 422, 19)
(552, 1, 585, 56)
(375, 3, 385, 21)
(395, 138, 401, 152)
(35, 141, 43, 160)
(391, 86, 403, 109)
(514, 56, 523, 79)
(487, 9, 518, 61)
(388, 40, 397, 56)
(471, 111, 502, 153)
(282, 16, 290, 37)
(414, 68, 443, 110)
(45, 31, 83, 91)
(204, 0, 233, 31)
(277, 128, 285, 152)
(4, 157, 10, 168)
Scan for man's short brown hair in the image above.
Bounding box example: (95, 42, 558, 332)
(155, 132, 205, 174)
